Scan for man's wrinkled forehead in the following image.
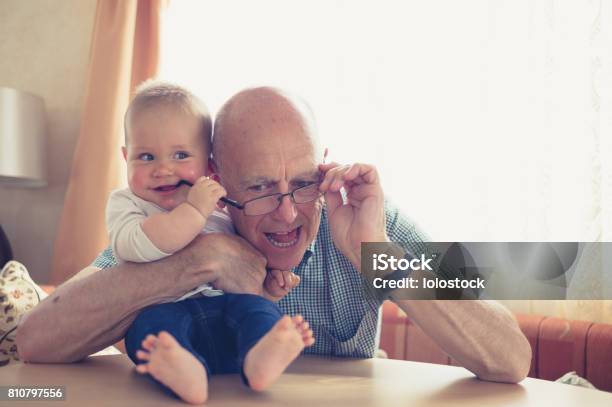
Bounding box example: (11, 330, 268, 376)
(220, 128, 320, 183)
(238, 168, 322, 190)
(228, 134, 320, 188)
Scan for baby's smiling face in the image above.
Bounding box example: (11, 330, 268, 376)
(123, 105, 208, 210)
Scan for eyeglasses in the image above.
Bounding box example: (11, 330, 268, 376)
(178, 180, 323, 216)
(236, 182, 323, 216)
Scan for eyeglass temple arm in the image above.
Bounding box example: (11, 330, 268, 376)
(177, 180, 244, 209)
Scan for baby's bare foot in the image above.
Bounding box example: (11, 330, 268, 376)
(135, 332, 208, 405)
(291, 315, 315, 347)
(243, 315, 315, 391)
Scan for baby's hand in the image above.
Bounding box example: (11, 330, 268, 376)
(263, 270, 300, 302)
(186, 177, 227, 219)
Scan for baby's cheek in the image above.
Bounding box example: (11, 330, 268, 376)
(128, 168, 148, 193)
(180, 166, 205, 182)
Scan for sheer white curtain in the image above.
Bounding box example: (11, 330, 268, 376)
(160, 0, 612, 322)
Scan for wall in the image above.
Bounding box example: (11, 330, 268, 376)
(0, 0, 97, 283)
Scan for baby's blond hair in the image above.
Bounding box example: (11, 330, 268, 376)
(124, 80, 212, 154)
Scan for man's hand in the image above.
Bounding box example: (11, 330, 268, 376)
(263, 270, 301, 301)
(187, 177, 227, 219)
(191, 233, 268, 296)
(319, 162, 388, 271)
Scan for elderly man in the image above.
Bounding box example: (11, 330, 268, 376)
(17, 87, 531, 383)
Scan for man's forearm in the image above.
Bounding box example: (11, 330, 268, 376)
(393, 299, 531, 383)
(16, 244, 214, 363)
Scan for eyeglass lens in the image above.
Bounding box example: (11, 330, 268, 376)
(243, 183, 322, 216)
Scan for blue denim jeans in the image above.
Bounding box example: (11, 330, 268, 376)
(125, 293, 282, 394)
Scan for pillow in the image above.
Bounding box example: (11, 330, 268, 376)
(0, 260, 47, 366)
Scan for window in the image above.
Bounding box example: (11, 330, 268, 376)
(161, 0, 612, 241)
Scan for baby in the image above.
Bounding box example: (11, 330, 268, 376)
(106, 81, 314, 404)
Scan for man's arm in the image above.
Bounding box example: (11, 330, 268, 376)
(383, 211, 531, 383)
(319, 162, 531, 383)
(393, 299, 531, 383)
(16, 233, 267, 363)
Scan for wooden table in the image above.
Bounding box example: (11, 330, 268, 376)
(2, 355, 611, 406)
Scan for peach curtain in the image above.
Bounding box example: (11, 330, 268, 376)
(51, 0, 166, 284)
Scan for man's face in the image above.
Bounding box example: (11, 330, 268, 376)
(217, 116, 323, 271)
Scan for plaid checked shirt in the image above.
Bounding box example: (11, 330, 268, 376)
(92, 202, 429, 358)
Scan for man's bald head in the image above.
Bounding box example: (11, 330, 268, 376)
(212, 87, 320, 172)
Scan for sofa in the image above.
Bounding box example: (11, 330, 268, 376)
(379, 301, 612, 392)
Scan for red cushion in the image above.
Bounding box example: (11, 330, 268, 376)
(586, 323, 612, 392)
(538, 317, 591, 380)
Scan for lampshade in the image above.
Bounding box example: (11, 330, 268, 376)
(0, 87, 47, 187)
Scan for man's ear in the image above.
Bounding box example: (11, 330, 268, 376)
(208, 159, 221, 182)
(121, 146, 128, 161)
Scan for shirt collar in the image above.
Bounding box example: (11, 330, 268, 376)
(297, 210, 325, 267)
(296, 204, 328, 268)
(302, 242, 316, 264)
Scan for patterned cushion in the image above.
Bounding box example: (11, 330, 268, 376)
(0, 261, 47, 366)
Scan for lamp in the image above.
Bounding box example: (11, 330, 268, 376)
(0, 87, 47, 267)
(0, 87, 47, 188)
